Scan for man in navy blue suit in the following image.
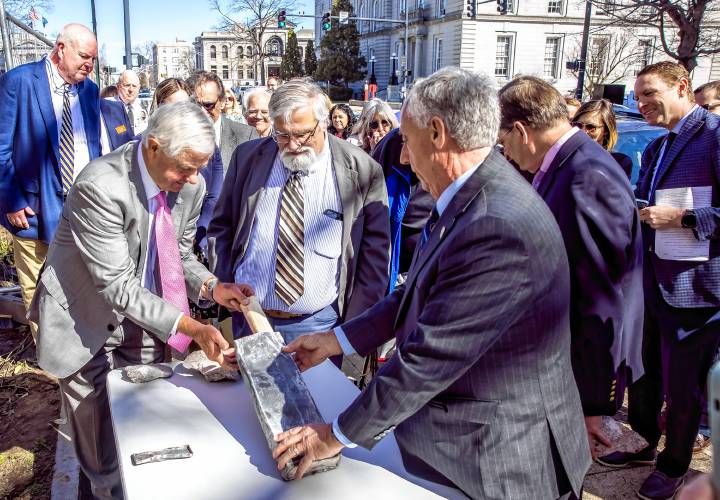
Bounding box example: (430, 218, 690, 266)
(498, 76, 645, 468)
(0, 23, 100, 338)
(99, 98, 134, 153)
(598, 62, 720, 500)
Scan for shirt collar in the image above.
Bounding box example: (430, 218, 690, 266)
(137, 143, 161, 202)
(435, 161, 482, 217)
(45, 57, 78, 96)
(539, 127, 579, 176)
(671, 104, 699, 134)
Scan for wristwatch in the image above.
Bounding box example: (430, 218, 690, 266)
(681, 209, 697, 229)
(204, 279, 218, 302)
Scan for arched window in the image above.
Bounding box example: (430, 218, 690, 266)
(237, 46, 244, 58)
(371, 0, 379, 30)
(222, 45, 229, 59)
(265, 36, 283, 57)
(209, 44, 217, 59)
(247, 45, 253, 57)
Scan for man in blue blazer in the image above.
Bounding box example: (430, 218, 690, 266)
(99, 97, 134, 153)
(0, 23, 101, 337)
(599, 62, 720, 500)
(498, 76, 645, 467)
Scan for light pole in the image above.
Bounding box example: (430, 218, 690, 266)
(368, 55, 377, 99)
(389, 53, 398, 86)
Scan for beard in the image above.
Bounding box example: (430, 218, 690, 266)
(280, 146, 318, 173)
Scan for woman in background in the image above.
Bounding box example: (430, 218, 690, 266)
(348, 98, 399, 154)
(327, 103, 356, 140)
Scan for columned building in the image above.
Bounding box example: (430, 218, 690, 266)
(194, 26, 314, 89)
(153, 40, 194, 83)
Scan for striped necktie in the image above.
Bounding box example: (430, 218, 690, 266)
(275, 171, 305, 306)
(59, 84, 74, 194)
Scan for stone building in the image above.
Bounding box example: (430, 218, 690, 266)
(152, 40, 194, 83)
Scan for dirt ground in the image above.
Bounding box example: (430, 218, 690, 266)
(0, 325, 59, 500)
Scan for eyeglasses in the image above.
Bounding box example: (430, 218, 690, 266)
(196, 99, 219, 111)
(370, 119, 391, 130)
(272, 121, 320, 146)
(701, 103, 720, 112)
(571, 121, 602, 132)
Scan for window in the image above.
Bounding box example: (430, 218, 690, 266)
(547, 0, 563, 14)
(210, 65, 217, 75)
(237, 46, 244, 58)
(371, 0, 379, 31)
(247, 45, 253, 57)
(634, 39, 653, 74)
(544, 37, 561, 78)
(495, 35, 513, 78)
(596, 0, 613, 15)
(400, 0, 407, 13)
(266, 37, 283, 56)
(222, 65, 229, 79)
(248, 68, 254, 79)
(433, 37, 443, 72)
(238, 68, 244, 79)
(210, 45, 217, 59)
(506, 0, 515, 13)
(222, 45, 229, 59)
(588, 36, 610, 77)
(173, 48, 178, 54)
(162, 48, 167, 54)
(435, 0, 446, 15)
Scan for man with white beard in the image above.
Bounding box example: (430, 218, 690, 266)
(209, 80, 390, 343)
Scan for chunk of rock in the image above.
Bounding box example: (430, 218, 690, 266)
(0, 446, 34, 497)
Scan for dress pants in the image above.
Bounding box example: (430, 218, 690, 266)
(59, 320, 165, 500)
(628, 281, 720, 477)
(12, 235, 48, 339)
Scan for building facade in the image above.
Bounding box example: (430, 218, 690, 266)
(194, 26, 314, 89)
(315, 0, 718, 101)
(152, 40, 194, 83)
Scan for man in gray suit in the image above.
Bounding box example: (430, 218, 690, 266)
(273, 68, 591, 499)
(30, 102, 253, 499)
(208, 79, 390, 342)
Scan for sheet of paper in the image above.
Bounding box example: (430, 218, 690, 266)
(654, 186, 712, 261)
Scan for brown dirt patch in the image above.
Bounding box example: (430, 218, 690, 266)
(0, 325, 59, 500)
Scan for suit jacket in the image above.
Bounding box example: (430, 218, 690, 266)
(536, 131, 644, 415)
(338, 150, 590, 499)
(99, 98, 134, 151)
(28, 142, 213, 379)
(208, 135, 390, 322)
(0, 59, 101, 243)
(636, 106, 720, 313)
(219, 115, 258, 174)
(195, 146, 224, 251)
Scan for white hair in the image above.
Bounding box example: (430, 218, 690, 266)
(142, 101, 215, 158)
(268, 80, 329, 126)
(118, 69, 139, 85)
(242, 87, 271, 112)
(404, 67, 500, 151)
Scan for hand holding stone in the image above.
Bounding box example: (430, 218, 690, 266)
(273, 423, 344, 480)
(282, 331, 343, 372)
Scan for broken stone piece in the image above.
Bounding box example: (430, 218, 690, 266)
(182, 349, 240, 382)
(122, 364, 173, 384)
(235, 331, 341, 480)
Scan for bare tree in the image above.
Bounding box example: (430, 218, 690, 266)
(4, 0, 53, 18)
(211, 0, 297, 85)
(587, 0, 720, 71)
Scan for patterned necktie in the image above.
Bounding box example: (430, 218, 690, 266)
(275, 171, 305, 306)
(154, 192, 193, 353)
(649, 132, 677, 195)
(126, 103, 135, 126)
(59, 84, 74, 194)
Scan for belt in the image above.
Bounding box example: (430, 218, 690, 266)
(263, 309, 305, 319)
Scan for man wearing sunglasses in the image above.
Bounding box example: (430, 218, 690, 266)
(209, 80, 390, 344)
(695, 81, 720, 116)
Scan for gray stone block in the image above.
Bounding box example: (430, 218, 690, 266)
(235, 331, 341, 480)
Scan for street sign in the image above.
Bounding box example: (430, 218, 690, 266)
(339, 10, 349, 25)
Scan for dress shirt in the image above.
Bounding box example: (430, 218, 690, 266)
(100, 115, 111, 155)
(531, 127, 579, 190)
(332, 160, 482, 449)
(213, 117, 222, 148)
(44, 57, 90, 180)
(649, 105, 698, 195)
(234, 140, 343, 314)
(137, 145, 182, 336)
(114, 96, 147, 134)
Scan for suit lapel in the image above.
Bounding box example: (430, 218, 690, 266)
(220, 116, 235, 165)
(77, 79, 100, 160)
(127, 143, 150, 276)
(32, 60, 59, 165)
(652, 107, 705, 192)
(536, 131, 585, 199)
(328, 136, 359, 259)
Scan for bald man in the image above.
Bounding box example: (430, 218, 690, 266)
(0, 23, 101, 338)
(115, 69, 147, 133)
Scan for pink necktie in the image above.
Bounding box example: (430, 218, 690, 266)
(154, 192, 192, 353)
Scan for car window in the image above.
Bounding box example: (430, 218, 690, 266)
(614, 124, 666, 186)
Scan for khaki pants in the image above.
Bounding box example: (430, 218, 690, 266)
(12, 235, 48, 339)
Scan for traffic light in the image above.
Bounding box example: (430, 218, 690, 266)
(497, 0, 508, 14)
(322, 11, 331, 31)
(465, 0, 476, 18)
(277, 9, 287, 28)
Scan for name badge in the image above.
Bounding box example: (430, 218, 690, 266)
(115, 124, 127, 134)
(323, 209, 343, 221)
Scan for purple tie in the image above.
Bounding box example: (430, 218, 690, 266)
(154, 192, 192, 353)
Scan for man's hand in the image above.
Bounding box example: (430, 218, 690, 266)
(282, 331, 343, 372)
(213, 282, 254, 312)
(178, 316, 235, 369)
(6, 207, 35, 229)
(639, 206, 685, 230)
(585, 415, 612, 460)
(273, 423, 344, 480)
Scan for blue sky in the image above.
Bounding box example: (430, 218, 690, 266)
(36, 0, 315, 69)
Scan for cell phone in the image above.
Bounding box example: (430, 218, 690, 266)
(709, 362, 720, 492)
(131, 445, 193, 466)
(636, 199, 649, 209)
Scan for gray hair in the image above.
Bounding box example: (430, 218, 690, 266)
(269, 80, 329, 126)
(405, 67, 499, 151)
(243, 87, 271, 112)
(118, 69, 139, 85)
(350, 98, 399, 152)
(142, 101, 215, 158)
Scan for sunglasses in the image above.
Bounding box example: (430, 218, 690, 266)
(571, 121, 601, 132)
(196, 99, 219, 111)
(701, 103, 720, 112)
(370, 119, 391, 130)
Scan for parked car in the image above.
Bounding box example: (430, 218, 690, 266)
(614, 116, 667, 186)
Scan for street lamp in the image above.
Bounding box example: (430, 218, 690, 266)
(368, 55, 377, 100)
(389, 53, 399, 86)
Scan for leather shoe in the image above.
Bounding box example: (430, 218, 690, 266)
(637, 470, 684, 500)
(596, 446, 656, 468)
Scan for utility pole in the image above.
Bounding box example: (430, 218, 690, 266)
(575, 0, 592, 100)
(0, 0, 15, 71)
(123, 0, 132, 70)
(90, 0, 100, 86)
